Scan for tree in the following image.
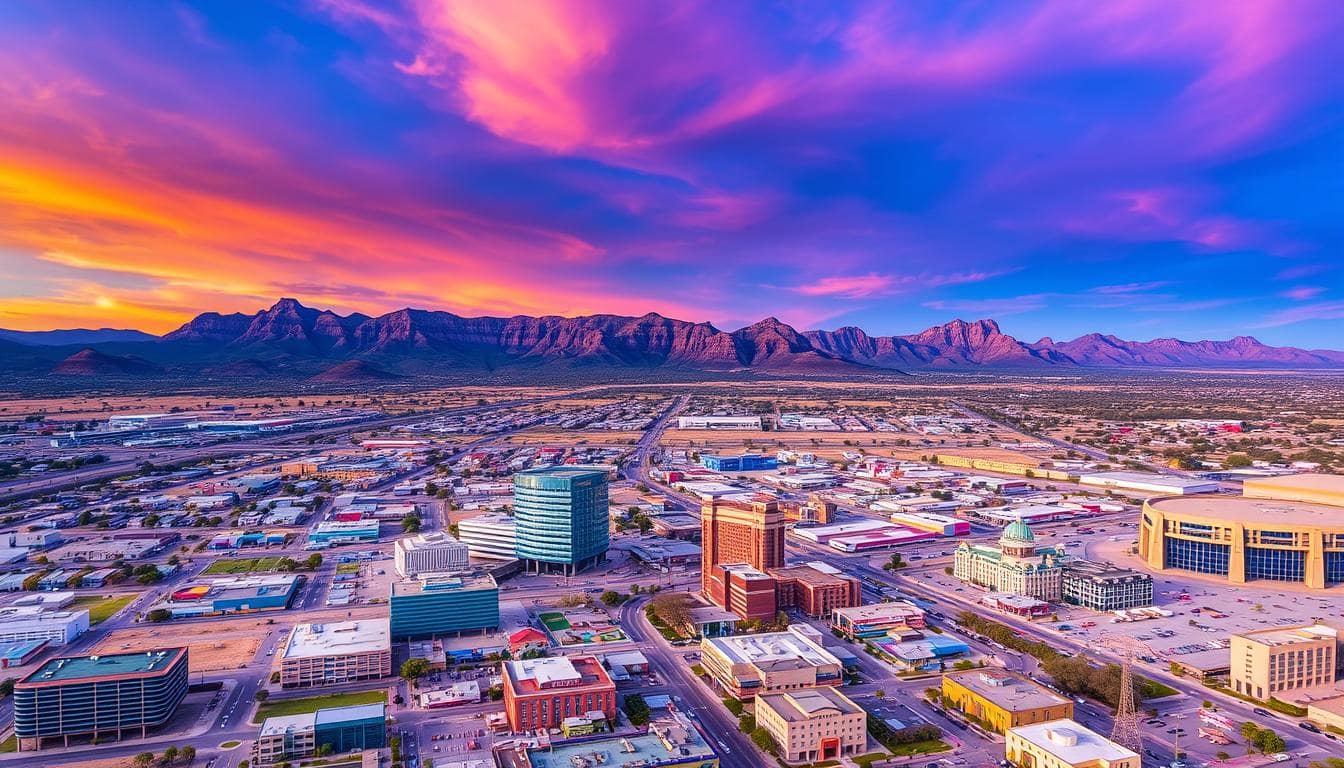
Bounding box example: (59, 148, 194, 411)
(0, 678, 14, 697)
(647, 592, 694, 629)
(424, 482, 438, 497)
(1215, 752, 1230, 762)
(401, 515, 422, 533)
(134, 753, 156, 768)
(600, 590, 623, 606)
(181, 746, 195, 764)
(750, 726, 777, 754)
(147, 608, 172, 622)
(255, 689, 270, 702)
(738, 714, 756, 733)
(1239, 721, 1260, 742)
(488, 685, 503, 701)
(623, 693, 651, 726)
(1223, 453, 1253, 468)
(304, 553, 323, 570)
(874, 689, 886, 700)
(162, 747, 179, 765)
(401, 658, 431, 681)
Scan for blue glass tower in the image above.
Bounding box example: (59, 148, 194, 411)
(513, 467, 610, 575)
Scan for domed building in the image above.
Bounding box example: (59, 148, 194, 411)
(953, 519, 1067, 602)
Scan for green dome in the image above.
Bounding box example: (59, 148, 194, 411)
(1001, 518, 1035, 543)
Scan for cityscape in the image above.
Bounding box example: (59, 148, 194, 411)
(2, 4, 1343, 768)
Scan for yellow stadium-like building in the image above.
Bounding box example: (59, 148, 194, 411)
(1139, 474, 1344, 589)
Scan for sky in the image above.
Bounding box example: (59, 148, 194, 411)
(1, 1, 1341, 347)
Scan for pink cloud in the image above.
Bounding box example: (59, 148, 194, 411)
(1281, 286, 1324, 301)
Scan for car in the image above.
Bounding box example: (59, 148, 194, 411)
(1299, 722, 1321, 733)
(1253, 707, 1272, 716)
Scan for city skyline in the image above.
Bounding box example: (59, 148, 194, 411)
(2, 1, 1342, 346)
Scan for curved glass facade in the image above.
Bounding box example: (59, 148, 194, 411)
(513, 467, 609, 574)
(1164, 537, 1230, 575)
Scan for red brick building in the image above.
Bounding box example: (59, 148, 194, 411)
(770, 564, 861, 618)
(714, 563, 780, 621)
(701, 497, 785, 613)
(501, 655, 615, 732)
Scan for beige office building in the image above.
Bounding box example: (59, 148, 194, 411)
(1005, 720, 1137, 768)
(1231, 623, 1341, 700)
(755, 687, 867, 764)
(699, 625, 843, 699)
(279, 619, 392, 689)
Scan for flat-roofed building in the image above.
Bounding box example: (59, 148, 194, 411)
(389, 572, 499, 640)
(1231, 623, 1342, 700)
(253, 703, 387, 765)
(1060, 561, 1153, 611)
(830, 602, 925, 639)
(677, 415, 762, 430)
(1005, 720, 1138, 768)
(501, 655, 615, 732)
(1140, 482, 1344, 589)
(941, 669, 1073, 734)
(769, 564, 860, 618)
(701, 497, 784, 617)
(280, 619, 391, 688)
(0, 605, 90, 646)
(700, 625, 843, 699)
(1078, 471, 1218, 496)
(1243, 473, 1344, 508)
(755, 687, 867, 763)
(455, 514, 518, 560)
(395, 532, 470, 577)
(14, 648, 189, 750)
(712, 563, 778, 621)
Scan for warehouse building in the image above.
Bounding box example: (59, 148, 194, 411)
(253, 703, 387, 765)
(700, 453, 777, 472)
(394, 532, 470, 577)
(280, 619, 392, 689)
(308, 520, 380, 546)
(1078, 471, 1217, 496)
(676, 415, 762, 430)
(389, 572, 499, 640)
(14, 648, 189, 750)
(1060, 561, 1153, 611)
(941, 669, 1074, 734)
(0, 605, 90, 646)
(157, 574, 302, 618)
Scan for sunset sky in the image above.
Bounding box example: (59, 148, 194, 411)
(1, 1, 1341, 346)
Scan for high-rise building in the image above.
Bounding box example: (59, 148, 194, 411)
(395, 532, 470, 577)
(513, 467, 610, 576)
(14, 648, 189, 750)
(701, 497, 784, 609)
(454, 513, 517, 560)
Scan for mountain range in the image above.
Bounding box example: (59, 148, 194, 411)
(3, 298, 1342, 385)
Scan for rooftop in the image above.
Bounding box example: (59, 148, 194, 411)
(283, 619, 391, 659)
(769, 564, 853, 587)
(1009, 720, 1138, 763)
(946, 668, 1070, 712)
(391, 571, 497, 597)
(1148, 494, 1344, 527)
(831, 601, 923, 621)
(22, 648, 186, 685)
(1062, 560, 1150, 581)
(704, 626, 840, 668)
(1079, 471, 1216, 488)
(757, 687, 862, 722)
(1238, 623, 1339, 647)
(523, 713, 713, 768)
(1243, 473, 1344, 498)
(398, 532, 469, 551)
(503, 655, 612, 695)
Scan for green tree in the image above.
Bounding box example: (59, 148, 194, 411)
(181, 746, 196, 764)
(401, 658, 431, 681)
(600, 590, 623, 606)
(623, 693, 651, 726)
(304, 553, 323, 570)
(738, 714, 756, 733)
(0, 678, 15, 697)
(750, 726, 777, 754)
(401, 515, 422, 533)
(162, 747, 179, 765)
(134, 753, 156, 768)
(147, 608, 172, 622)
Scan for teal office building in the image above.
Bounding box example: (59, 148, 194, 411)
(389, 572, 499, 640)
(513, 467, 610, 575)
(14, 648, 190, 751)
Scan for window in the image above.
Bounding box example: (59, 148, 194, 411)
(1164, 538, 1230, 576)
(1246, 547, 1305, 582)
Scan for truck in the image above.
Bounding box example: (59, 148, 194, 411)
(1197, 727, 1231, 746)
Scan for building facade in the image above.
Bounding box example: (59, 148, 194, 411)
(14, 648, 189, 750)
(700, 626, 843, 700)
(941, 669, 1073, 734)
(770, 565, 861, 619)
(389, 573, 499, 640)
(700, 453, 778, 472)
(1139, 478, 1344, 589)
(501, 656, 616, 732)
(701, 498, 785, 614)
(1005, 720, 1138, 768)
(953, 520, 1065, 602)
(830, 602, 926, 639)
(394, 532, 470, 577)
(280, 620, 392, 689)
(755, 687, 867, 764)
(454, 514, 517, 560)
(1231, 623, 1341, 700)
(513, 467, 610, 575)
(253, 703, 387, 765)
(0, 606, 89, 646)
(1059, 561, 1153, 611)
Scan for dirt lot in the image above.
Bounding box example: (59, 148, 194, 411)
(92, 617, 270, 673)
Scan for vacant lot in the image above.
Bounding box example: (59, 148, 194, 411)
(93, 616, 267, 672)
(202, 556, 286, 575)
(253, 690, 387, 723)
(71, 594, 136, 625)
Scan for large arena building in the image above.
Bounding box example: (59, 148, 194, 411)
(1139, 474, 1344, 589)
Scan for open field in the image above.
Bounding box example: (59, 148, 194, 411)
(253, 690, 387, 723)
(202, 556, 286, 575)
(93, 616, 267, 673)
(71, 594, 136, 625)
